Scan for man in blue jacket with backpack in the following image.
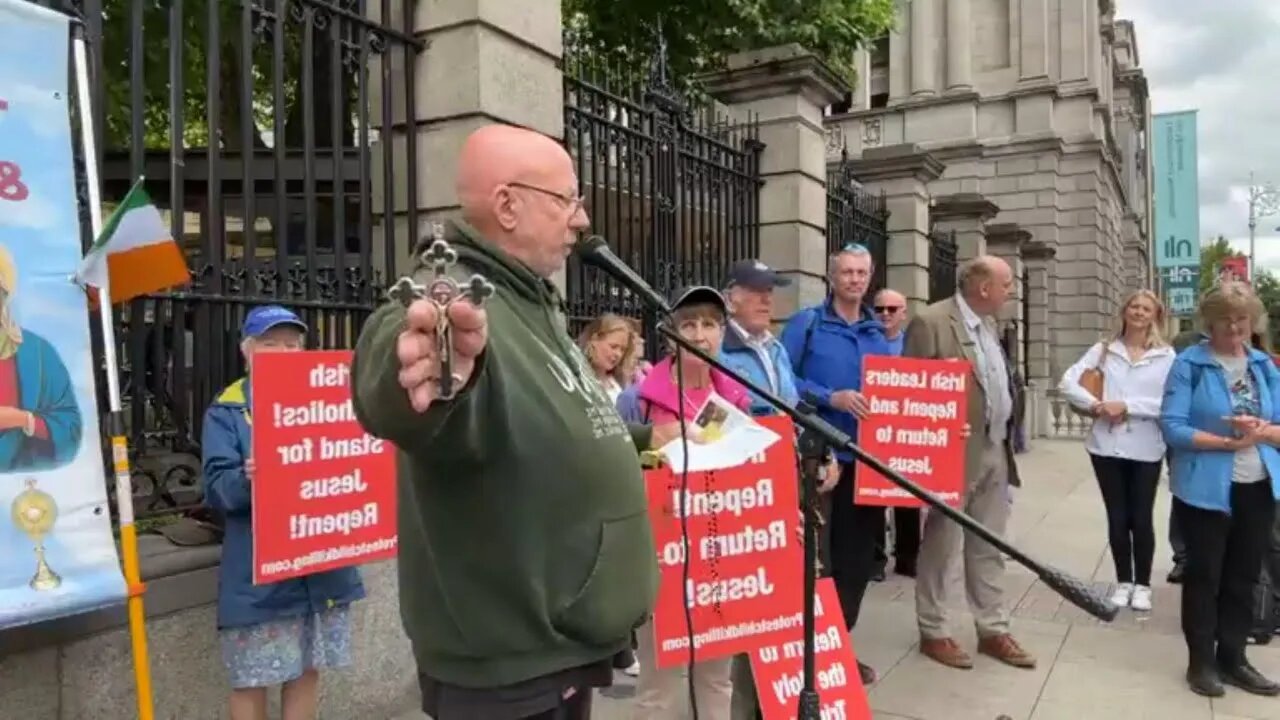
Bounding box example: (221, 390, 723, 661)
(780, 243, 890, 685)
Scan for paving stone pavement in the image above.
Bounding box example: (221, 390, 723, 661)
(399, 438, 1280, 719)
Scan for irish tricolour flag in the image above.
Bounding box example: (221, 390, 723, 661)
(76, 178, 190, 304)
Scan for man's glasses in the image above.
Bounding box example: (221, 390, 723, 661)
(874, 305, 903, 314)
(508, 182, 584, 213)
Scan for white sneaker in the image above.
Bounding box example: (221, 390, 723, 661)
(1111, 582, 1134, 608)
(624, 660, 640, 677)
(1130, 585, 1153, 612)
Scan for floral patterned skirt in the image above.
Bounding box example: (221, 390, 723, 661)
(219, 607, 353, 689)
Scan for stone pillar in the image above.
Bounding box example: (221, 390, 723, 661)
(929, 193, 999, 262)
(850, 48, 872, 111)
(888, 19, 910, 102)
(847, 144, 945, 311)
(945, 0, 973, 92)
(1021, 240, 1056, 437)
(370, 0, 564, 278)
(910, 0, 937, 96)
(701, 45, 848, 319)
(985, 223, 1030, 326)
(1019, 0, 1050, 83)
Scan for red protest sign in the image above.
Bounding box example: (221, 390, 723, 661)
(250, 350, 397, 584)
(749, 579, 872, 720)
(854, 355, 969, 508)
(645, 415, 804, 669)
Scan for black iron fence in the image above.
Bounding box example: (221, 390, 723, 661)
(1021, 264, 1032, 379)
(927, 229, 958, 303)
(562, 35, 763, 352)
(827, 151, 889, 294)
(72, 0, 422, 521)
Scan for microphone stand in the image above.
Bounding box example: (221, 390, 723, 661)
(655, 325, 1117, 617)
(794, 398, 825, 720)
(575, 236, 1116, 712)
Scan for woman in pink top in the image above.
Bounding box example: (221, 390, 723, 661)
(618, 285, 748, 720)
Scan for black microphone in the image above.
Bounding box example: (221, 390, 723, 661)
(573, 235, 672, 315)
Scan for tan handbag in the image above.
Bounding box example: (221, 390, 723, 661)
(1072, 343, 1108, 416)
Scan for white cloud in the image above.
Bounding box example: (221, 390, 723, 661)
(0, 78, 71, 140)
(1122, 0, 1280, 272)
(0, 188, 58, 230)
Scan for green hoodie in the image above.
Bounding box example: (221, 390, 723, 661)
(352, 221, 658, 689)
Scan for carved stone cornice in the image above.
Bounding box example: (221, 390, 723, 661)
(846, 144, 945, 184)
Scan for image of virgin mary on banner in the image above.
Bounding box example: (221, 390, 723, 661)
(0, 0, 127, 629)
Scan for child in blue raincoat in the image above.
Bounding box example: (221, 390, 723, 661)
(203, 305, 364, 720)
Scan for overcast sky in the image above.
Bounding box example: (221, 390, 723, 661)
(1121, 0, 1280, 270)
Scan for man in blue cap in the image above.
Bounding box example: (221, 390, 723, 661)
(203, 304, 366, 720)
(720, 258, 801, 414)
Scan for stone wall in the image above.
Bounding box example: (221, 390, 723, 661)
(822, 0, 1153, 383)
(0, 545, 417, 720)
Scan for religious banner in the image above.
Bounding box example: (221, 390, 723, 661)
(0, 0, 128, 629)
(645, 415, 804, 669)
(749, 579, 872, 720)
(250, 350, 397, 584)
(854, 356, 969, 508)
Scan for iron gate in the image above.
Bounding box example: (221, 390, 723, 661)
(927, 229, 958, 303)
(827, 150, 888, 294)
(71, 0, 422, 520)
(562, 35, 763, 352)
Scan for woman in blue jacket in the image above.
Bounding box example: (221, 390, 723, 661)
(203, 306, 365, 720)
(1161, 282, 1280, 698)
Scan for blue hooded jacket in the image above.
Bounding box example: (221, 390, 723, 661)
(719, 321, 800, 416)
(202, 377, 365, 629)
(779, 298, 890, 462)
(1160, 342, 1280, 513)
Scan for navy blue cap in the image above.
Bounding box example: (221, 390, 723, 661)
(242, 305, 307, 338)
(727, 259, 791, 290)
(671, 285, 727, 314)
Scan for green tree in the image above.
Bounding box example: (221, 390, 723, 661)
(1199, 235, 1280, 345)
(98, 0, 355, 151)
(1199, 235, 1237, 295)
(563, 0, 898, 88)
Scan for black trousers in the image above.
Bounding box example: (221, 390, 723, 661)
(1167, 452, 1186, 564)
(1178, 482, 1275, 668)
(874, 508, 920, 568)
(522, 691, 592, 720)
(1089, 454, 1161, 585)
(827, 462, 887, 630)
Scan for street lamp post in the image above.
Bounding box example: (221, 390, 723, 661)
(1248, 172, 1280, 279)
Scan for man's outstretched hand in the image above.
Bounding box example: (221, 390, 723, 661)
(396, 298, 488, 412)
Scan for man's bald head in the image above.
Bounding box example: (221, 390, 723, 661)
(454, 124, 587, 277)
(957, 255, 1013, 316)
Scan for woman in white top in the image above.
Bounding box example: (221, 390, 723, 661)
(578, 313, 639, 403)
(1059, 289, 1175, 612)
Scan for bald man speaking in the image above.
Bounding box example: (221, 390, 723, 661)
(353, 125, 666, 719)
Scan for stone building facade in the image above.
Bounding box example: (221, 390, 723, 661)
(824, 0, 1154, 391)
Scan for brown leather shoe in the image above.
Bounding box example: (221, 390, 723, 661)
(919, 637, 973, 669)
(978, 633, 1037, 669)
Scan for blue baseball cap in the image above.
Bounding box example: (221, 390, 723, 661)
(726, 259, 791, 291)
(242, 305, 307, 338)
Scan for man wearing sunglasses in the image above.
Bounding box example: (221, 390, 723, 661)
(873, 289, 921, 579)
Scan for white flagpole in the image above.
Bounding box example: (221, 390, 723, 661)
(72, 23, 156, 720)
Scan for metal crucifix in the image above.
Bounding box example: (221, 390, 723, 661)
(387, 222, 496, 401)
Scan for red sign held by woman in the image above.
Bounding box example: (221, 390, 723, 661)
(645, 415, 805, 669)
